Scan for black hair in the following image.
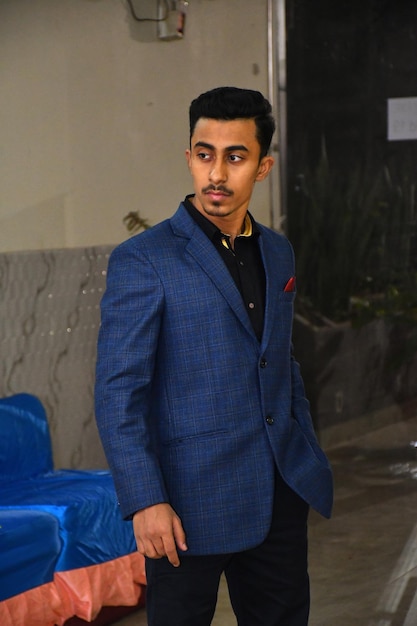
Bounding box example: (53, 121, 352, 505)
(189, 86, 276, 159)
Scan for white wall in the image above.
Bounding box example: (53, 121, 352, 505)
(0, 0, 275, 252)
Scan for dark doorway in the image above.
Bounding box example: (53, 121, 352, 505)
(285, 0, 417, 321)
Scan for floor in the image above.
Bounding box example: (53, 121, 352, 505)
(114, 415, 417, 625)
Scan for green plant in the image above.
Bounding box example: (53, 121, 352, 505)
(288, 143, 417, 325)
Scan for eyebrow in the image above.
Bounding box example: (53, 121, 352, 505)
(194, 141, 249, 153)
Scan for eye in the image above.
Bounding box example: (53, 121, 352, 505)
(196, 151, 211, 161)
(228, 154, 243, 163)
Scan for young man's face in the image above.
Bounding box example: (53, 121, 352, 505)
(185, 117, 274, 230)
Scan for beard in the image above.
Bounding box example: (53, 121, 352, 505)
(200, 185, 234, 213)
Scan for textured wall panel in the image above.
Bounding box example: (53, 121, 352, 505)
(0, 246, 114, 469)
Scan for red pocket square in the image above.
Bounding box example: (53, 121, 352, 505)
(284, 276, 296, 292)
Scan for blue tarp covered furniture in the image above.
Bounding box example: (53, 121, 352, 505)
(0, 470, 136, 572)
(0, 393, 146, 625)
(0, 509, 61, 601)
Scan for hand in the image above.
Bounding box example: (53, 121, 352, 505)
(133, 503, 188, 567)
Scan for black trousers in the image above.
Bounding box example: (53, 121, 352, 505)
(145, 472, 310, 626)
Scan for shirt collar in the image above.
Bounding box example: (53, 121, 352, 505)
(183, 195, 260, 242)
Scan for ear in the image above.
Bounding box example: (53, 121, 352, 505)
(185, 148, 192, 170)
(255, 155, 274, 182)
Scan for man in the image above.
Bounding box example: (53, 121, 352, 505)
(95, 86, 333, 626)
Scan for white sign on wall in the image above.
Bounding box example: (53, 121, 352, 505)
(387, 97, 417, 141)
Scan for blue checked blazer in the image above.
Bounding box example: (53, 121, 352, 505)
(95, 202, 333, 556)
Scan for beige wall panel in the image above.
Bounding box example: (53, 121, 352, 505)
(0, 0, 272, 252)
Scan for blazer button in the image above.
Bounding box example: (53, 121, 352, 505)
(260, 358, 267, 368)
(266, 416, 274, 425)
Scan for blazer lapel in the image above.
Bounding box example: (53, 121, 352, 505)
(170, 205, 257, 341)
(258, 229, 281, 351)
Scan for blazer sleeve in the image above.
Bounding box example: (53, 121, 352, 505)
(95, 239, 169, 519)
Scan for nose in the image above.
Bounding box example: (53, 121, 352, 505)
(209, 159, 227, 184)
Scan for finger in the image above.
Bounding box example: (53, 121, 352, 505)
(172, 516, 188, 552)
(139, 537, 164, 559)
(136, 537, 145, 555)
(162, 534, 180, 567)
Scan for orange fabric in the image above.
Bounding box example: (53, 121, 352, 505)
(0, 553, 146, 626)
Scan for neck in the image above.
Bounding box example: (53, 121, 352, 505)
(189, 197, 248, 243)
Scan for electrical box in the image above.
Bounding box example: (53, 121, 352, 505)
(158, 0, 188, 40)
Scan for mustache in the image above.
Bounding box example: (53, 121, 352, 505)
(202, 185, 233, 195)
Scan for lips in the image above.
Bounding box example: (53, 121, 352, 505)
(206, 191, 229, 201)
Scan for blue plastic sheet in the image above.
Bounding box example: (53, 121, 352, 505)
(0, 470, 136, 572)
(0, 509, 61, 601)
(0, 393, 53, 481)
(0, 393, 136, 601)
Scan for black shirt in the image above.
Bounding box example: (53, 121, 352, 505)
(183, 195, 266, 342)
